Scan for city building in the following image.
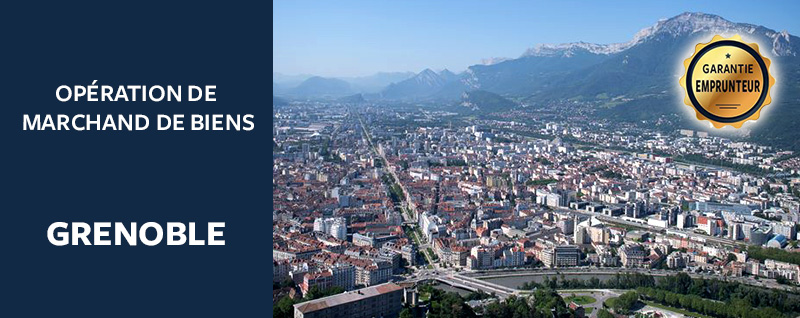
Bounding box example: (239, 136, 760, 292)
(619, 244, 647, 268)
(293, 283, 404, 318)
(540, 244, 580, 268)
(314, 217, 347, 240)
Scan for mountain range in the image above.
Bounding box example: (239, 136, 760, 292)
(273, 12, 800, 148)
(273, 72, 415, 97)
(275, 13, 797, 101)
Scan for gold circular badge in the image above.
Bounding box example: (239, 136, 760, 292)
(680, 35, 775, 128)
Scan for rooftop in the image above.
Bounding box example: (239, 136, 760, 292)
(293, 282, 403, 314)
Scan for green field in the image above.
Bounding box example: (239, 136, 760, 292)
(564, 295, 597, 306)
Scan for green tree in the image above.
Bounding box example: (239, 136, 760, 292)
(597, 309, 615, 318)
(399, 308, 413, 318)
(273, 296, 296, 318)
(607, 291, 638, 315)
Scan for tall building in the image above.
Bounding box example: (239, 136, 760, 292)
(294, 283, 404, 318)
(355, 261, 392, 286)
(696, 216, 720, 236)
(676, 212, 689, 229)
(314, 217, 347, 240)
(330, 221, 347, 241)
(330, 264, 356, 291)
(774, 222, 797, 240)
(502, 247, 526, 267)
(573, 217, 587, 244)
(666, 252, 687, 269)
(558, 216, 574, 235)
(729, 222, 743, 240)
(401, 245, 417, 266)
(619, 244, 647, 268)
(588, 225, 609, 244)
(468, 246, 495, 269)
(274, 260, 292, 282)
(750, 227, 771, 246)
(594, 245, 618, 267)
(540, 245, 580, 268)
(419, 212, 446, 242)
(546, 192, 563, 208)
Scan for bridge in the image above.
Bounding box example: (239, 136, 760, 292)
(403, 266, 795, 296)
(405, 272, 517, 298)
(443, 274, 518, 297)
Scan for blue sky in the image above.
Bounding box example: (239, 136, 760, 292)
(273, 0, 800, 77)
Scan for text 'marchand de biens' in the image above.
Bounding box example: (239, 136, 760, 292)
(28, 82, 249, 246)
(24, 82, 254, 131)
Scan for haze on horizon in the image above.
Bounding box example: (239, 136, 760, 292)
(273, 0, 800, 78)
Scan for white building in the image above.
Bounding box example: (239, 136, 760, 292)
(314, 217, 347, 240)
(418, 212, 446, 242)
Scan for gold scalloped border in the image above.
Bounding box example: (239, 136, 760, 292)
(679, 35, 776, 128)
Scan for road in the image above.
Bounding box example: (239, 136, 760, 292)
(354, 111, 436, 266)
(558, 289, 620, 318)
(355, 111, 414, 220)
(405, 268, 516, 298)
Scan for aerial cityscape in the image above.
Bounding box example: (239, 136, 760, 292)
(273, 6, 800, 318)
